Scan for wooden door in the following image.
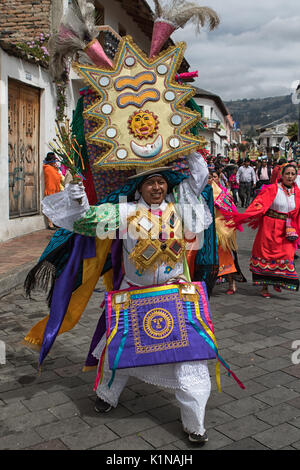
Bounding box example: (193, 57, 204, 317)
(8, 80, 40, 218)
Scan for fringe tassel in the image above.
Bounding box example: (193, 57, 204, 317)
(21, 338, 42, 352)
(216, 230, 238, 252)
(46, 282, 55, 309)
(24, 260, 56, 304)
(82, 365, 97, 372)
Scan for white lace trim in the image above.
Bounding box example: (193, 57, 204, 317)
(177, 182, 212, 235)
(93, 336, 210, 391)
(96, 387, 120, 408)
(41, 185, 90, 232)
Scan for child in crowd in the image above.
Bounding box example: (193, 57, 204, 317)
(229, 166, 239, 205)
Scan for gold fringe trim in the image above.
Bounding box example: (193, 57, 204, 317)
(82, 365, 97, 372)
(129, 254, 183, 273)
(89, 137, 205, 170)
(103, 269, 114, 292)
(21, 338, 41, 352)
(216, 229, 238, 252)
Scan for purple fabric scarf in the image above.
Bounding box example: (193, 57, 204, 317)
(111, 235, 124, 290)
(39, 235, 96, 368)
(84, 237, 124, 368)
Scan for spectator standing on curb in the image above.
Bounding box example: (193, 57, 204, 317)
(256, 158, 272, 191)
(236, 158, 257, 208)
(43, 152, 62, 230)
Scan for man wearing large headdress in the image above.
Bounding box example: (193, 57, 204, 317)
(23, 0, 234, 445)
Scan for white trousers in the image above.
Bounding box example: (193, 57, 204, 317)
(96, 365, 211, 435)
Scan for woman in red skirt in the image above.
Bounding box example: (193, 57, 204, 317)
(229, 164, 300, 298)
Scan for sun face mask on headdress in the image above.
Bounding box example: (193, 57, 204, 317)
(49, 0, 220, 170)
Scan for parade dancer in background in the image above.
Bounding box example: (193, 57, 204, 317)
(228, 164, 300, 298)
(208, 171, 246, 295)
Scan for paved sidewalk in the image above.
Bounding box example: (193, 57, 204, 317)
(0, 230, 52, 297)
(0, 227, 300, 450)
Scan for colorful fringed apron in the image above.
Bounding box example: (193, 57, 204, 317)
(94, 282, 244, 392)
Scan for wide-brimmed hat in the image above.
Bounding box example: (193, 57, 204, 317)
(127, 166, 172, 180)
(43, 152, 58, 164)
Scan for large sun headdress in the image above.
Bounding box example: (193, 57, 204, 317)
(48, 0, 220, 171)
(74, 36, 209, 169)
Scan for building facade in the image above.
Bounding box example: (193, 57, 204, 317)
(0, 0, 156, 241)
(193, 87, 233, 157)
(257, 122, 292, 157)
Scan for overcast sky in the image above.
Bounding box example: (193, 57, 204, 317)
(146, 0, 300, 102)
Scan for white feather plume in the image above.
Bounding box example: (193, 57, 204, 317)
(152, 0, 220, 32)
(48, 0, 99, 81)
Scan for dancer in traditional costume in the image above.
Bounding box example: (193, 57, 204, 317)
(43, 153, 216, 443)
(229, 164, 300, 297)
(23, 0, 245, 445)
(207, 171, 245, 295)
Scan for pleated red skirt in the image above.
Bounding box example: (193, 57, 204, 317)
(250, 214, 299, 290)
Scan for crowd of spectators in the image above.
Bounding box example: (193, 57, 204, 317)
(206, 153, 300, 208)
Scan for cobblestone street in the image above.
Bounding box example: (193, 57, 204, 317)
(0, 226, 300, 451)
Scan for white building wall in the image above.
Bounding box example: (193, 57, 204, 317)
(194, 95, 228, 156)
(70, 0, 152, 85)
(0, 48, 79, 242)
(0, 1, 151, 241)
(99, 0, 151, 53)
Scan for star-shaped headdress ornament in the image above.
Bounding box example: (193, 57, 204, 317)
(48, 0, 220, 171)
(74, 37, 207, 169)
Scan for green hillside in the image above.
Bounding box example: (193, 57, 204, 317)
(225, 94, 298, 135)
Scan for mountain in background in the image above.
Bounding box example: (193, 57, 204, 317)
(225, 94, 298, 137)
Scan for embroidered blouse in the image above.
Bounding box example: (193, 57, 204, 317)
(270, 184, 296, 214)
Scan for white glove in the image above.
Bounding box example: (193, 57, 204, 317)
(42, 182, 90, 232)
(66, 181, 87, 203)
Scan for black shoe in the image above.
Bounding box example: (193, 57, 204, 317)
(94, 397, 112, 413)
(188, 431, 208, 444)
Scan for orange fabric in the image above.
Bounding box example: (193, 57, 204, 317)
(43, 164, 61, 196)
(217, 245, 236, 277)
(186, 246, 197, 278)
